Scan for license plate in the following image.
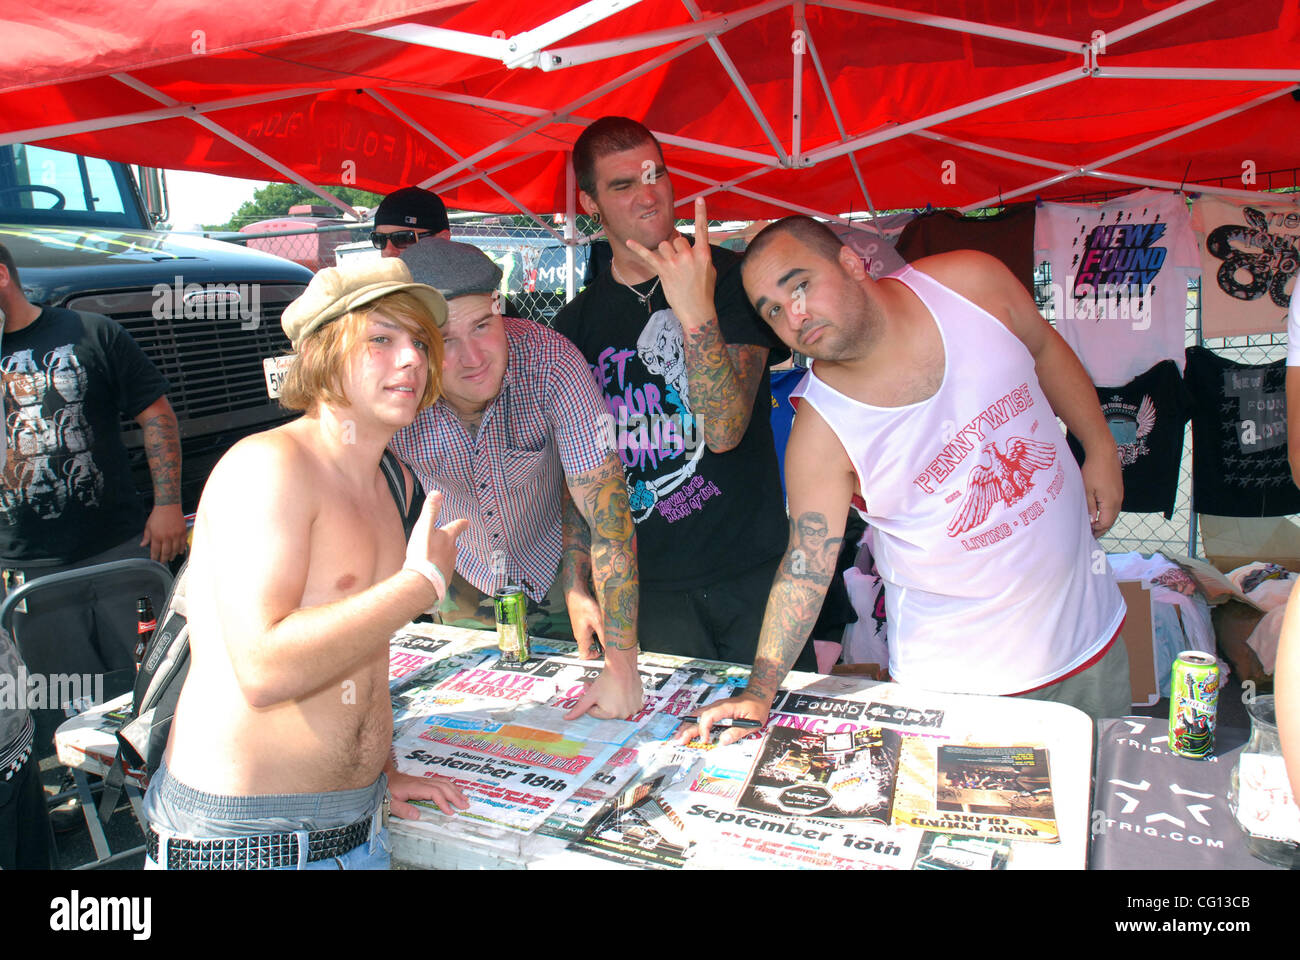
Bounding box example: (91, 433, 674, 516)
(262, 354, 295, 399)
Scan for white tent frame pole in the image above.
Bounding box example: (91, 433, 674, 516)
(811, 0, 1079, 52)
(675, 164, 779, 206)
(1086, 86, 1297, 171)
(385, 87, 551, 118)
(0, 87, 332, 147)
(958, 84, 1299, 210)
(437, 152, 546, 193)
(565, 157, 578, 303)
(911, 129, 1074, 174)
(1086, 171, 1300, 205)
(564, 116, 779, 165)
(680, 0, 789, 165)
(540, 0, 788, 70)
(805, 68, 1084, 165)
(957, 170, 1081, 213)
(508, 0, 648, 67)
(1101, 0, 1221, 48)
(366, 90, 564, 242)
(110, 74, 360, 218)
(359, 0, 646, 69)
(421, 36, 711, 189)
(797, 9, 879, 225)
(1096, 68, 1300, 82)
(671, 167, 859, 228)
(791, 1, 804, 165)
(357, 24, 509, 61)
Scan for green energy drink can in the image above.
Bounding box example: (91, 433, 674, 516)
(494, 586, 530, 663)
(1169, 651, 1218, 759)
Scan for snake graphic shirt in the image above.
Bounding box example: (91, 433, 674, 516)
(0, 308, 167, 565)
(1185, 345, 1300, 517)
(1036, 188, 1199, 387)
(1192, 195, 1300, 340)
(554, 245, 789, 590)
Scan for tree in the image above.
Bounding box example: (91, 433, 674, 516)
(205, 182, 383, 231)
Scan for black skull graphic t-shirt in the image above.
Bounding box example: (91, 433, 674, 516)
(554, 244, 789, 590)
(1, 307, 168, 565)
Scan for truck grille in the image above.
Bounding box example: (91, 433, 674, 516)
(68, 285, 303, 425)
(66, 284, 306, 512)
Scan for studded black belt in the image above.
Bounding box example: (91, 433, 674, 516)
(147, 816, 372, 870)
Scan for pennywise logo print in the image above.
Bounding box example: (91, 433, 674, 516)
(947, 437, 1056, 537)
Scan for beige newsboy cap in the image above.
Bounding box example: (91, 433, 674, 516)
(280, 259, 448, 349)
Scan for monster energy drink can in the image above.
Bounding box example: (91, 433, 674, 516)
(494, 586, 530, 663)
(1169, 650, 1219, 760)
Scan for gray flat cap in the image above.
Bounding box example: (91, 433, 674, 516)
(401, 236, 503, 300)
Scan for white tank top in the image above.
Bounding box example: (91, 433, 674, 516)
(792, 265, 1125, 695)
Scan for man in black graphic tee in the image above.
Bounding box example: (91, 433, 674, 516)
(0, 242, 184, 753)
(554, 117, 814, 671)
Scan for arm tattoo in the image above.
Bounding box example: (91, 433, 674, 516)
(560, 484, 593, 596)
(567, 456, 639, 652)
(139, 409, 182, 506)
(680, 321, 768, 451)
(745, 511, 842, 702)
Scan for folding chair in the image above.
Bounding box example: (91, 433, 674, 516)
(1, 558, 172, 868)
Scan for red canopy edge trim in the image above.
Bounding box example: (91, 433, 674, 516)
(0, 2, 472, 97)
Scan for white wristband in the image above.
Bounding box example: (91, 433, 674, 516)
(403, 559, 446, 602)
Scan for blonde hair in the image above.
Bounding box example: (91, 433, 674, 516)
(279, 291, 444, 413)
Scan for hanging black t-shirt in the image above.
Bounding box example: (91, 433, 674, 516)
(1066, 359, 1191, 518)
(1184, 345, 1300, 517)
(554, 245, 789, 590)
(894, 204, 1037, 292)
(0, 307, 169, 566)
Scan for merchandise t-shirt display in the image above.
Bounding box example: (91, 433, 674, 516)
(1065, 360, 1191, 518)
(1036, 188, 1200, 387)
(554, 245, 789, 589)
(1184, 345, 1300, 517)
(0, 307, 167, 566)
(895, 204, 1036, 292)
(1192, 195, 1300, 340)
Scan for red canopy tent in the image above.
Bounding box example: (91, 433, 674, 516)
(2, 0, 1298, 233)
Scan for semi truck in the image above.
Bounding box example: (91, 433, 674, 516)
(0, 143, 314, 513)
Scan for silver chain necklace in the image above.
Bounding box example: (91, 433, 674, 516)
(611, 262, 661, 314)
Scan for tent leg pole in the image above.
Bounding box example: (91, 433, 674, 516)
(565, 158, 577, 304)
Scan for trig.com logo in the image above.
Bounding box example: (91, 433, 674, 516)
(152, 276, 262, 330)
(50, 891, 151, 941)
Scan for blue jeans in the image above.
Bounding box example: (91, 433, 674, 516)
(142, 759, 390, 870)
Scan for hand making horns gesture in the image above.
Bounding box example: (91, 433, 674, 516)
(624, 196, 717, 327)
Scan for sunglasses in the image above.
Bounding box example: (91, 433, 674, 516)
(370, 229, 425, 250)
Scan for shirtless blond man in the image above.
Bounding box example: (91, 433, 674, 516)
(143, 260, 470, 870)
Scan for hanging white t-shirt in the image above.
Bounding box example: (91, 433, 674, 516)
(791, 265, 1126, 696)
(1035, 188, 1199, 387)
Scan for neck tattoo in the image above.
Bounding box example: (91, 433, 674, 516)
(611, 262, 661, 314)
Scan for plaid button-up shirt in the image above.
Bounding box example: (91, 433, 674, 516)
(391, 317, 610, 601)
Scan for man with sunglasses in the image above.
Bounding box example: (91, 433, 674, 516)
(371, 186, 451, 257)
